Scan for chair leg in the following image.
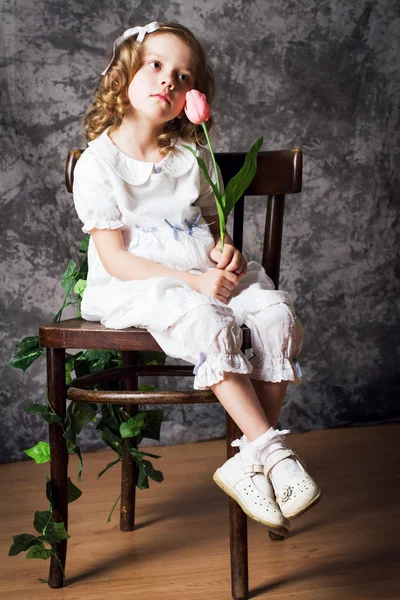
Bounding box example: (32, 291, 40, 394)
(47, 348, 68, 588)
(120, 351, 139, 531)
(226, 413, 249, 600)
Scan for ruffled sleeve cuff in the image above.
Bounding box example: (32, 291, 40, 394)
(81, 215, 124, 234)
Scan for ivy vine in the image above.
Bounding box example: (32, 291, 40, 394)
(8, 234, 166, 584)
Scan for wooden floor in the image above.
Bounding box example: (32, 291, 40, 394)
(0, 424, 399, 600)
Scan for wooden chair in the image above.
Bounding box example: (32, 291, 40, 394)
(39, 147, 302, 600)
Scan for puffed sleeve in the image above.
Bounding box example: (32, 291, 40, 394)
(192, 145, 225, 216)
(73, 151, 125, 234)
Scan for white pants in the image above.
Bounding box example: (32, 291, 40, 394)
(148, 265, 304, 390)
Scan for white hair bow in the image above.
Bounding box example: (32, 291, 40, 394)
(101, 21, 160, 75)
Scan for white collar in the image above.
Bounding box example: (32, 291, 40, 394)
(87, 130, 196, 185)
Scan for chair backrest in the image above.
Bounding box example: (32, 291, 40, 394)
(65, 148, 302, 289)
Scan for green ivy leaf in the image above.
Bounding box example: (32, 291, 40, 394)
(45, 476, 53, 506)
(67, 478, 82, 504)
(140, 409, 163, 442)
(24, 403, 62, 425)
(24, 441, 50, 464)
(8, 336, 44, 371)
(120, 418, 142, 439)
(67, 442, 83, 481)
(26, 544, 52, 560)
(128, 447, 161, 460)
(100, 426, 123, 456)
(73, 279, 87, 298)
(75, 350, 121, 376)
(137, 351, 166, 366)
(97, 457, 122, 479)
(136, 463, 149, 490)
(61, 260, 77, 294)
(64, 401, 97, 445)
(9, 534, 39, 556)
(79, 235, 90, 253)
(33, 510, 52, 534)
(37, 515, 70, 544)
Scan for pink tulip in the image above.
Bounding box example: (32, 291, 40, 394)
(184, 89, 211, 124)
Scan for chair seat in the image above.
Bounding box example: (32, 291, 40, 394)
(39, 317, 251, 351)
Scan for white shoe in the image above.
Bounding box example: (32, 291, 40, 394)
(264, 448, 321, 520)
(213, 452, 290, 535)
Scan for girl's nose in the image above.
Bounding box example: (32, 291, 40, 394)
(161, 73, 174, 89)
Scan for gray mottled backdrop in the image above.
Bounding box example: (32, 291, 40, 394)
(1, 0, 399, 463)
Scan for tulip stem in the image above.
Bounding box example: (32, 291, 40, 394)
(201, 123, 220, 200)
(201, 122, 225, 250)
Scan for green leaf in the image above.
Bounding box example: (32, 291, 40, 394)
(136, 463, 149, 490)
(75, 349, 120, 375)
(36, 513, 70, 543)
(67, 442, 83, 481)
(34, 510, 52, 534)
(137, 351, 166, 366)
(9, 534, 39, 556)
(98, 457, 121, 479)
(24, 403, 62, 425)
(26, 544, 52, 560)
(138, 384, 156, 391)
(79, 235, 90, 253)
(8, 336, 44, 371)
(24, 441, 50, 464)
(222, 136, 263, 219)
(67, 478, 82, 504)
(140, 409, 163, 442)
(141, 459, 164, 483)
(73, 279, 87, 298)
(64, 401, 97, 445)
(45, 476, 53, 506)
(100, 426, 123, 456)
(120, 417, 142, 439)
(128, 447, 161, 460)
(46, 474, 82, 505)
(61, 260, 77, 294)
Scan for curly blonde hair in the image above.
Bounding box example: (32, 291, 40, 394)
(84, 22, 215, 155)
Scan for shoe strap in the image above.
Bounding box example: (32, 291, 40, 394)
(242, 464, 264, 475)
(263, 448, 300, 481)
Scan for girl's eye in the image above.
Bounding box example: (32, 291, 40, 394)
(178, 73, 190, 83)
(149, 61, 161, 69)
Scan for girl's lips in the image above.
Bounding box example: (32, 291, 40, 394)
(152, 94, 170, 105)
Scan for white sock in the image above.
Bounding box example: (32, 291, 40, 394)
(249, 427, 302, 489)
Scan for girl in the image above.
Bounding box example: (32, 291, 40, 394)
(73, 21, 321, 537)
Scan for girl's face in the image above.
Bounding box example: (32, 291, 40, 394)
(127, 33, 195, 125)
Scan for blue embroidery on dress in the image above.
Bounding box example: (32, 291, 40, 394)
(184, 213, 201, 236)
(164, 219, 185, 241)
(193, 352, 206, 375)
(133, 225, 161, 247)
(165, 215, 215, 241)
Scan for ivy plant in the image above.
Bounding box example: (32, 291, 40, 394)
(8, 234, 166, 584)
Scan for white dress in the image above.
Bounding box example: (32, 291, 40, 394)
(73, 130, 303, 389)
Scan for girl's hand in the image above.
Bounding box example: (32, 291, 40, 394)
(189, 269, 239, 304)
(210, 242, 247, 278)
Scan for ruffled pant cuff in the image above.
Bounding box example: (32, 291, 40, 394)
(249, 356, 302, 384)
(193, 351, 253, 390)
